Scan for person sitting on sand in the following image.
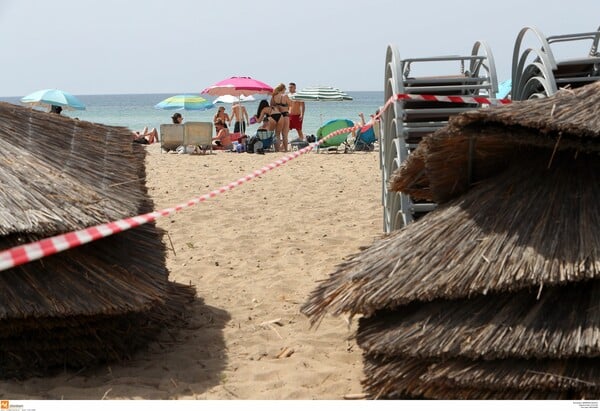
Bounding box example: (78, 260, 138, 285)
(213, 118, 232, 150)
(132, 127, 158, 144)
(172, 112, 183, 124)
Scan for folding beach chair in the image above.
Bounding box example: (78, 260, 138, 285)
(256, 130, 274, 152)
(316, 118, 354, 153)
(354, 124, 378, 151)
(246, 130, 274, 153)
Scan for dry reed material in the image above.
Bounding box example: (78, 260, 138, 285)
(357, 280, 600, 360)
(0, 102, 146, 235)
(0, 224, 169, 319)
(302, 151, 600, 321)
(454, 81, 600, 139)
(0, 102, 197, 377)
(363, 354, 600, 399)
(392, 143, 431, 201)
(0, 281, 195, 378)
(392, 128, 515, 202)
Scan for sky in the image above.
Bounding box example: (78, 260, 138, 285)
(0, 0, 598, 97)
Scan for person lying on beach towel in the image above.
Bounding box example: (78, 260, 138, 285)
(132, 126, 158, 144)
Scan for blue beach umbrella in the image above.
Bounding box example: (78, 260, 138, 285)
(155, 94, 214, 111)
(21, 89, 86, 110)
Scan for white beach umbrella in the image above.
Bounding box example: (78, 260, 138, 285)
(212, 94, 255, 104)
(290, 86, 353, 125)
(290, 86, 353, 102)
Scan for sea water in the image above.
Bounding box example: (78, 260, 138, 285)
(0, 91, 384, 138)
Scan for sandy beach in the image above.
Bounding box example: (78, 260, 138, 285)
(0, 144, 382, 400)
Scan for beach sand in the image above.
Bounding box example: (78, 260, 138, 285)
(0, 144, 382, 400)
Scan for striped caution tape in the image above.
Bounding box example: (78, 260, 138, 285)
(394, 93, 512, 105)
(0, 125, 361, 272)
(0, 92, 509, 272)
(377, 93, 511, 119)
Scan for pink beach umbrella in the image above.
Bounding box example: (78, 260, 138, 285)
(201, 76, 273, 97)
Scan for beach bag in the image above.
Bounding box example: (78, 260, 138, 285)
(307, 134, 316, 143)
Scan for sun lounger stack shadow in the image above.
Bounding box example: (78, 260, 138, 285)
(302, 80, 600, 399)
(0, 102, 195, 377)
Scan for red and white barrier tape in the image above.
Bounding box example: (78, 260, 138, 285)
(394, 93, 511, 106)
(376, 93, 511, 122)
(2, 92, 501, 272)
(0, 126, 359, 272)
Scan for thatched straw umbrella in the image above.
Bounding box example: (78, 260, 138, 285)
(0, 102, 194, 377)
(302, 81, 600, 322)
(363, 354, 600, 399)
(303, 153, 600, 320)
(357, 279, 600, 360)
(301, 81, 600, 399)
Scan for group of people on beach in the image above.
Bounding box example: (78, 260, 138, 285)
(211, 82, 305, 152)
(252, 82, 304, 152)
(132, 82, 305, 152)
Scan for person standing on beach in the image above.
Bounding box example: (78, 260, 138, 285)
(229, 102, 249, 134)
(255, 99, 275, 131)
(270, 83, 291, 151)
(213, 106, 230, 128)
(288, 82, 305, 141)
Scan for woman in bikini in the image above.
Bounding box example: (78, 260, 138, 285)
(270, 83, 292, 151)
(254, 99, 275, 131)
(213, 106, 230, 128)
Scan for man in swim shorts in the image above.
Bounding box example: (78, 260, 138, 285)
(230, 102, 249, 134)
(288, 82, 305, 141)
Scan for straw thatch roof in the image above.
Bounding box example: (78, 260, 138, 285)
(0, 102, 146, 235)
(0, 102, 195, 377)
(357, 279, 600, 360)
(302, 151, 600, 320)
(0, 281, 194, 377)
(0, 224, 168, 320)
(392, 81, 600, 203)
(362, 354, 600, 399)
